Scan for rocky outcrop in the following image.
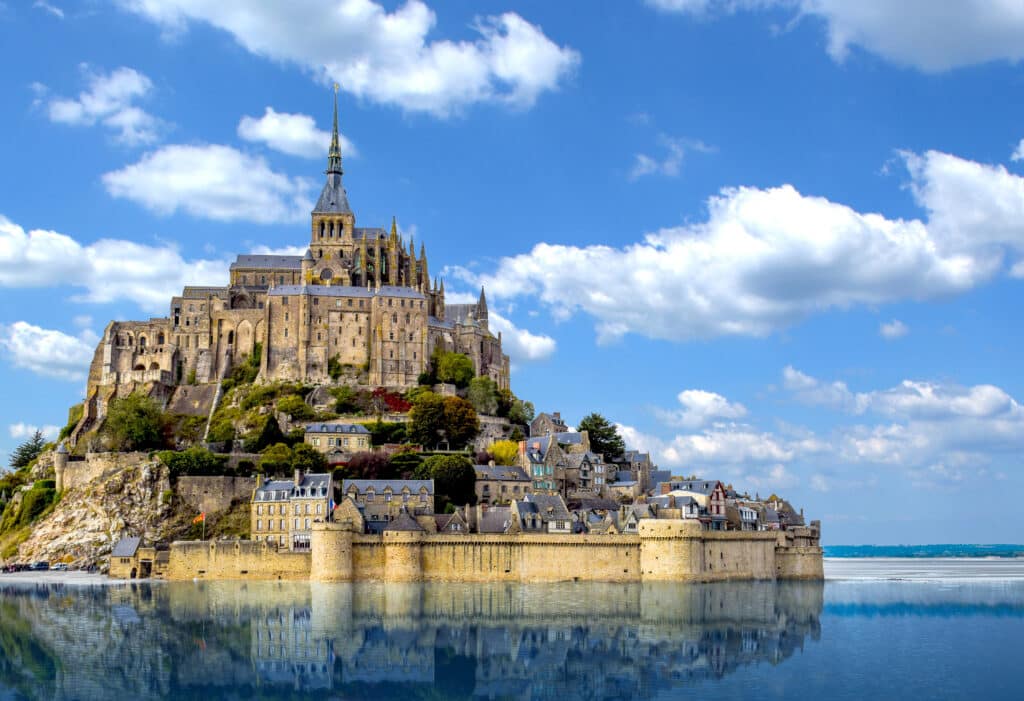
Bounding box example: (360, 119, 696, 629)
(14, 456, 181, 569)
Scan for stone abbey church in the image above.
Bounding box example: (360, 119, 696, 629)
(73, 94, 509, 442)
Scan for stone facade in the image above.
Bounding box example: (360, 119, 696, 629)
(251, 471, 332, 550)
(71, 93, 509, 445)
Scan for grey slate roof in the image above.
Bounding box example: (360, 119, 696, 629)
(313, 173, 352, 214)
(343, 479, 434, 494)
(268, 284, 425, 299)
(553, 431, 583, 445)
(254, 474, 331, 500)
(517, 494, 570, 521)
(446, 304, 479, 326)
(305, 422, 370, 434)
(670, 479, 722, 496)
(427, 315, 454, 329)
(649, 470, 671, 487)
(474, 465, 530, 481)
(478, 506, 512, 533)
(614, 470, 634, 482)
(111, 537, 141, 558)
(231, 254, 303, 270)
(384, 508, 425, 532)
(353, 227, 387, 241)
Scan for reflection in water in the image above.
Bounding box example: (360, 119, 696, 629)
(0, 580, 824, 700)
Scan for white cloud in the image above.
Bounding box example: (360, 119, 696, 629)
(458, 149, 1024, 344)
(238, 107, 356, 159)
(647, 0, 1024, 72)
(9, 423, 59, 440)
(33, 1, 63, 19)
(488, 311, 556, 364)
(45, 65, 161, 145)
(809, 474, 830, 492)
(0, 322, 96, 382)
(630, 135, 713, 180)
(656, 389, 747, 429)
(72, 315, 93, 329)
(102, 144, 314, 224)
(879, 319, 908, 339)
(118, 0, 579, 117)
(1012, 139, 1024, 162)
(248, 245, 309, 257)
(0, 214, 230, 313)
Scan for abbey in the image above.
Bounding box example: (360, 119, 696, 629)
(73, 93, 509, 442)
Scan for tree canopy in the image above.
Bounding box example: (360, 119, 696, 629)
(408, 392, 480, 449)
(434, 351, 475, 388)
(420, 454, 476, 509)
(577, 413, 625, 459)
(9, 430, 47, 470)
(467, 377, 499, 416)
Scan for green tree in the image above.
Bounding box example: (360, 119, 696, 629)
(508, 398, 535, 425)
(9, 430, 46, 470)
(258, 443, 293, 474)
(488, 440, 519, 466)
(331, 386, 361, 414)
(248, 415, 285, 453)
(435, 351, 475, 388)
(442, 396, 480, 449)
(369, 420, 407, 446)
(157, 447, 227, 478)
(327, 355, 343, 381)
(422, 454, 476, 508)
(467, 377, 499, 416)
(291, 443, 328, 473)
(577, 412, 625, 460)
(408, 392, 446, 447)
(104, 394, 166, 451)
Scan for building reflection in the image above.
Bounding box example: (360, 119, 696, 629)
(0, 580, 825, 700)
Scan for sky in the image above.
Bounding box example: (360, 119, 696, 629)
(1, 0, 1023, 544)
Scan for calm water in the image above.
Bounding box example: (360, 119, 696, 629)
(1, 570, 1022, 700)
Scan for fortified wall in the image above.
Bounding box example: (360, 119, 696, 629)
(165, 519, 823, 583)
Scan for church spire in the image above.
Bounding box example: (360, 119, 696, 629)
(313, 84, 352, 215)
(327, 83, 343, 176)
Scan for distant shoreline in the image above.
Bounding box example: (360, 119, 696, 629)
(825, 544, 1024, 559)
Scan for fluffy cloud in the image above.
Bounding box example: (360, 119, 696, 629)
(238, 107, 356, 159)
(0, 215, 230, 313)
(459, 149, 1024, 344)
(44, 65, 161, 145)
(646, 0, 1024, 72)
(786, 367, 1024, 485)
(656, 389, 747, 428)
(879, 319, 908, 339)
(9, 422, 59, 440)
(102, 144, 314, 223)
(0, 322, 97, 382)
(33, 1, 64, 19)
(488, 311, 556, 364)
(118, 0, 579, 117)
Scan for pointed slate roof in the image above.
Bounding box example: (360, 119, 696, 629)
(385, 508, 425, 532)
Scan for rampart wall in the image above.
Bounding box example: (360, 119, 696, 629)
(63, 452, 151, 491)
(168, 519, 822, 583)
(176, 476, 254, 515)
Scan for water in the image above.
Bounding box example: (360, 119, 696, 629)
(0, 570, 1022, 700)
(825, 544, 1024, 558)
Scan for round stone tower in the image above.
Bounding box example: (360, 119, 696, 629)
(54, 442, 68, 492)
(638, 519, 702, 581)
(310, 522, 354, 582)
(383, 530, 424, 583)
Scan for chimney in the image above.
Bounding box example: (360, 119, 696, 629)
(294, 468, 302, 487)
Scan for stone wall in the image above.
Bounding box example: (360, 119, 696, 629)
(167, 520, 822, 583)
(62, 452, 150, 491)
(176, 476, 255, 515)
(166, 540, 311, 580)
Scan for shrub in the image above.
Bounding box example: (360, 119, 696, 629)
(157, 447, 229, 478)
(421, 454, 476, 508)
(387, 450, 424, 479)
(33, 479, 56, 490)
(245, 416, 285, 453)
(328, 355, 343, 381)
(467, 377, 499, 415)
(258, 443, 293, 474)
(277, 394, 315, 420)
(488, 440, 519, 466)
(291, 443, 328, 473)
(369, 421, 407, 446)
(103, 394, 166, 451)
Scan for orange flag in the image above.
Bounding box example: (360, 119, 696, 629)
(192, 513, 205, 524)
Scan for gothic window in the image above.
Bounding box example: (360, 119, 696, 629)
(318, 249, 323, 258)
(320, 268, 333, 281)
(139, 336, 147, 348)
(319, 222, 325, 239)
(392, 313, 397, 324)
(157, 332, 165, 345)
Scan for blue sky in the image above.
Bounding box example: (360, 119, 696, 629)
(2, 0, 1024, 544)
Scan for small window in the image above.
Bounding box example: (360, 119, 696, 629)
(313, 298, 319, 306)
(282, 297, 289, 306)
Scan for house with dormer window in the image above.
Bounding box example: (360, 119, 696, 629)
(342, 479, 434, 527)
